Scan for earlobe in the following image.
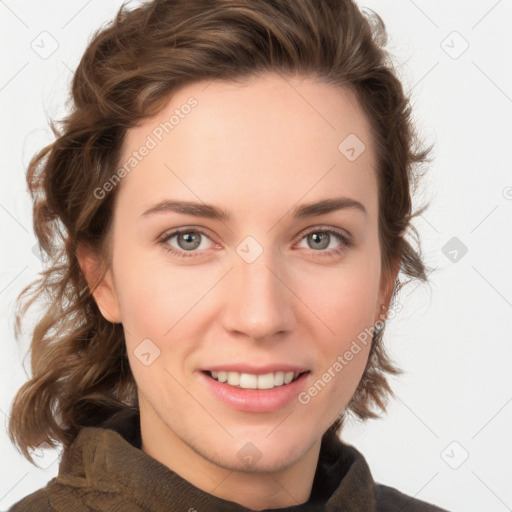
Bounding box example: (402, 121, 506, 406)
(76, 243, 122, 324)
(375, 256, 401, 324)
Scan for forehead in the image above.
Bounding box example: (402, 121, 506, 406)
(117, 73, 377, 220)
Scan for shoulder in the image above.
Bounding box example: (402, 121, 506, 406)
(7, 487, 54, 512)
(375, 483, 450, 512)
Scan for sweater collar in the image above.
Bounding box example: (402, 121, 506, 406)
(58, 407, 377, 511)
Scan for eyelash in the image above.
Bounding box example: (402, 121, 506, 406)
(158, 226, 353, 259)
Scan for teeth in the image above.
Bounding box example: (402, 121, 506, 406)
(257, 373, 274, 389)
(239, 373, 258, 389)
(227, 372, 240, 386)
(208, 370, 301, 389)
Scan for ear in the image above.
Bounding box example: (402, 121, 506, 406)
(76, 242, 122, 323)
(375, 255, 401, 324)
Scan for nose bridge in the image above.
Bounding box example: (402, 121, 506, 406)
(222, 241, 294, 340)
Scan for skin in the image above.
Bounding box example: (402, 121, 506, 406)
(78, 73, 399, 510)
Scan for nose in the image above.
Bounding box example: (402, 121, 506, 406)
(220, 247, 295, 342)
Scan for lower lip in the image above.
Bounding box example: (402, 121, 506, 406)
(199, 371, 310, 413)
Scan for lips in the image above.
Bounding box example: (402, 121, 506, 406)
(202, 363, 309, 375)
(199, 368, 311, 413)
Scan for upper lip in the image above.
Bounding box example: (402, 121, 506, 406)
(201, 364, 309, 375)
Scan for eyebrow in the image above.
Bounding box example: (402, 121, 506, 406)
(140, 197, 367, 220)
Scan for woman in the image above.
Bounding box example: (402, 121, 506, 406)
(8, 0, 447, 510)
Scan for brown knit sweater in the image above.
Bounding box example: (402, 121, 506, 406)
(9, 408, 449, 511)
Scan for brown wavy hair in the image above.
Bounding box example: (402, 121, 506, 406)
(9, 0, 432, 462)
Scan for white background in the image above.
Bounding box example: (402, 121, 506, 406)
(1, 1, 511, 511)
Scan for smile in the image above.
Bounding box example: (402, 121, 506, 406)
(207, 370, 304, 390)
(200, 368, 311, 413)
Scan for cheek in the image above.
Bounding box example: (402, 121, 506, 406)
(294, 255, 380, 397)
(112, 239, 217, 338)
(111, 244, 226, 396)
(297, 257, 381, 339)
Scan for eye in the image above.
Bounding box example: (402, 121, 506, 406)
(295, 227, 352, 256)
(159, 228, 217, 258)
(158, 226, 353, 259)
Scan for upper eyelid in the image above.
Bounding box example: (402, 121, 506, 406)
(160, 225, 350, 248)
(296, 224, 350, 240)
(160, 226, 216, 244)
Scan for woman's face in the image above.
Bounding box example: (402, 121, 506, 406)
(90, 73, 397, 475)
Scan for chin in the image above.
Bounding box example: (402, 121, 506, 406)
(207, 439, 307, 474)
(218, 427, 315, 472)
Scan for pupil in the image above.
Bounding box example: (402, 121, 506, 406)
(179, 232, 201, 250)
(309, 232, 329, 250)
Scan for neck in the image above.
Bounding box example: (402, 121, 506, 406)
(139, 398, 322, 510)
